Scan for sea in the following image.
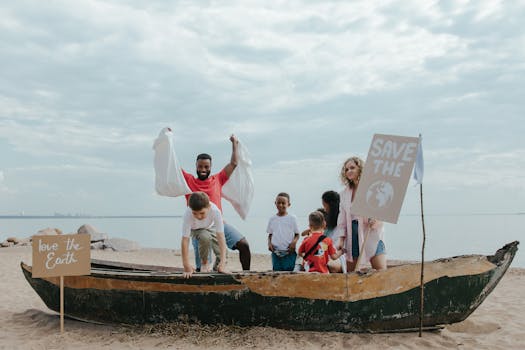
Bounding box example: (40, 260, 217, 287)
(1, 214, 523, 267)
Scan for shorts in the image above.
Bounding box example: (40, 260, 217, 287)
(271, 251, 296, 271)
(224, 223, 244, 249)
(375, 240, 386, 256)
(193, 223, 245, 269)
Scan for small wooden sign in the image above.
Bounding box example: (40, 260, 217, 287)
(352, 134, 420, 224)
(32, 234, 91, 278)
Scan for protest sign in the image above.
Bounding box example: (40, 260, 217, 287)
(32, 234, 91, 278)
(352, 134, 420, 224)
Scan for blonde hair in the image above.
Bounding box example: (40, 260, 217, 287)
(340, 156, 364, 189)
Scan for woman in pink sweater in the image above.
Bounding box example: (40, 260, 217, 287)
(336, 156, 387, 272)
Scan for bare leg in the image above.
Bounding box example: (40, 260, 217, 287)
(192, 228, 215, 273)
(346, 260, 357, 273)
(234, 238, 251, 270)
(200, 262, 211, 272)
(328, 260, 342, 273)
(370, 254, 387, 270)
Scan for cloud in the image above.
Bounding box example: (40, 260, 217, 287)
(433, 92, 486, 107)
(0, 1, 478, 115)
(424, 148, 525, 190)
(0, 170, 14, 194)
(0, 171, 5, 191)
(0, 1, 524, 215)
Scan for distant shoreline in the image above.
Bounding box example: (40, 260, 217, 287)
(0, 213, 523, 219)
(0, 215, 183, 219)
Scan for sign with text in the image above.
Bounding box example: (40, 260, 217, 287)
(352, 134, 420, 224)
(32, 234, 91, 278)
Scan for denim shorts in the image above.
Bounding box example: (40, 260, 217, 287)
(272, 251, 297, 271)
(375, 240, 386, 256)
(224, 223, 244, 249)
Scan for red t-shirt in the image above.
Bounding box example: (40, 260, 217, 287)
(298, 232, 335, 274)
(182, 169, 229, 211)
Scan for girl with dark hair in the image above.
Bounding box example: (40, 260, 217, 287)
(321, 190, 340, 235)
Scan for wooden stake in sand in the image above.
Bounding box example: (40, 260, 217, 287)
(413, 134, 425, 337)
(60, 276, 64, 333)
(419, 183, 426, 337)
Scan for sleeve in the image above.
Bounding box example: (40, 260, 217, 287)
(266, 217, 273, 234)
(182, 169, 195, 182)
(327, 238, 336, 255)
(181, 209, 193, 237)
(217, 168, 229, 186)
(336, 200, 348, 238)
(213, 207, 224, 233)
(292, 216, 300, 234)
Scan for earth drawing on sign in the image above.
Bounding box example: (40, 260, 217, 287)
(366, 181, 394, 210)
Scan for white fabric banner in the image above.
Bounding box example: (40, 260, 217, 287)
(152, 127, 192, 197)
(222, 139, 255, 220)
(413, 135, 424, 185)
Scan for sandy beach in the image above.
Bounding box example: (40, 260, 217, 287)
(1, 245, 524, 350)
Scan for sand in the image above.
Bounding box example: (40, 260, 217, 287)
(1, 246, 524, 350)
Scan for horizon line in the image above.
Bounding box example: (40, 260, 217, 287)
(0, 212, 523, 219)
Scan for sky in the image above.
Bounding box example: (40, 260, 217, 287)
(0, 0, 524, 219)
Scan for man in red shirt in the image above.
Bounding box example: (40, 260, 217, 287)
(182, 134, 251, 270)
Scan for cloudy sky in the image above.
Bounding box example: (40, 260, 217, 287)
(1, 0, 524, 219)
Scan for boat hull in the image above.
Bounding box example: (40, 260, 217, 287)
(21, 241, 519, 332)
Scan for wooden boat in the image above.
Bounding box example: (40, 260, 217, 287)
(21, 241, 518, 333)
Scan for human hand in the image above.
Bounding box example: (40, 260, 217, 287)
(288, 242, 296, 253)
(301, 229, 311, 237)
(183, 264, 195, 279)
(367, 218, 381, 230)
(268, 243, 274, 252)
(229, 134, 238, 144)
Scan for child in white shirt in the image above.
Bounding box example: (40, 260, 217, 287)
(181, 192, 228, 278)
(266, 192, 300, 271)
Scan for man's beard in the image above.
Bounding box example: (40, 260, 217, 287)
(197, 171, 211, 181)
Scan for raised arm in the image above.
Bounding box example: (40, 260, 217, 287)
(223, 134, 239, 178)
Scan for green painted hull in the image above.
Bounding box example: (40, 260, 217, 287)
(21, 241, 518, 332)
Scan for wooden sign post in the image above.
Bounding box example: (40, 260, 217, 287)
(32, 234, 91, 333)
